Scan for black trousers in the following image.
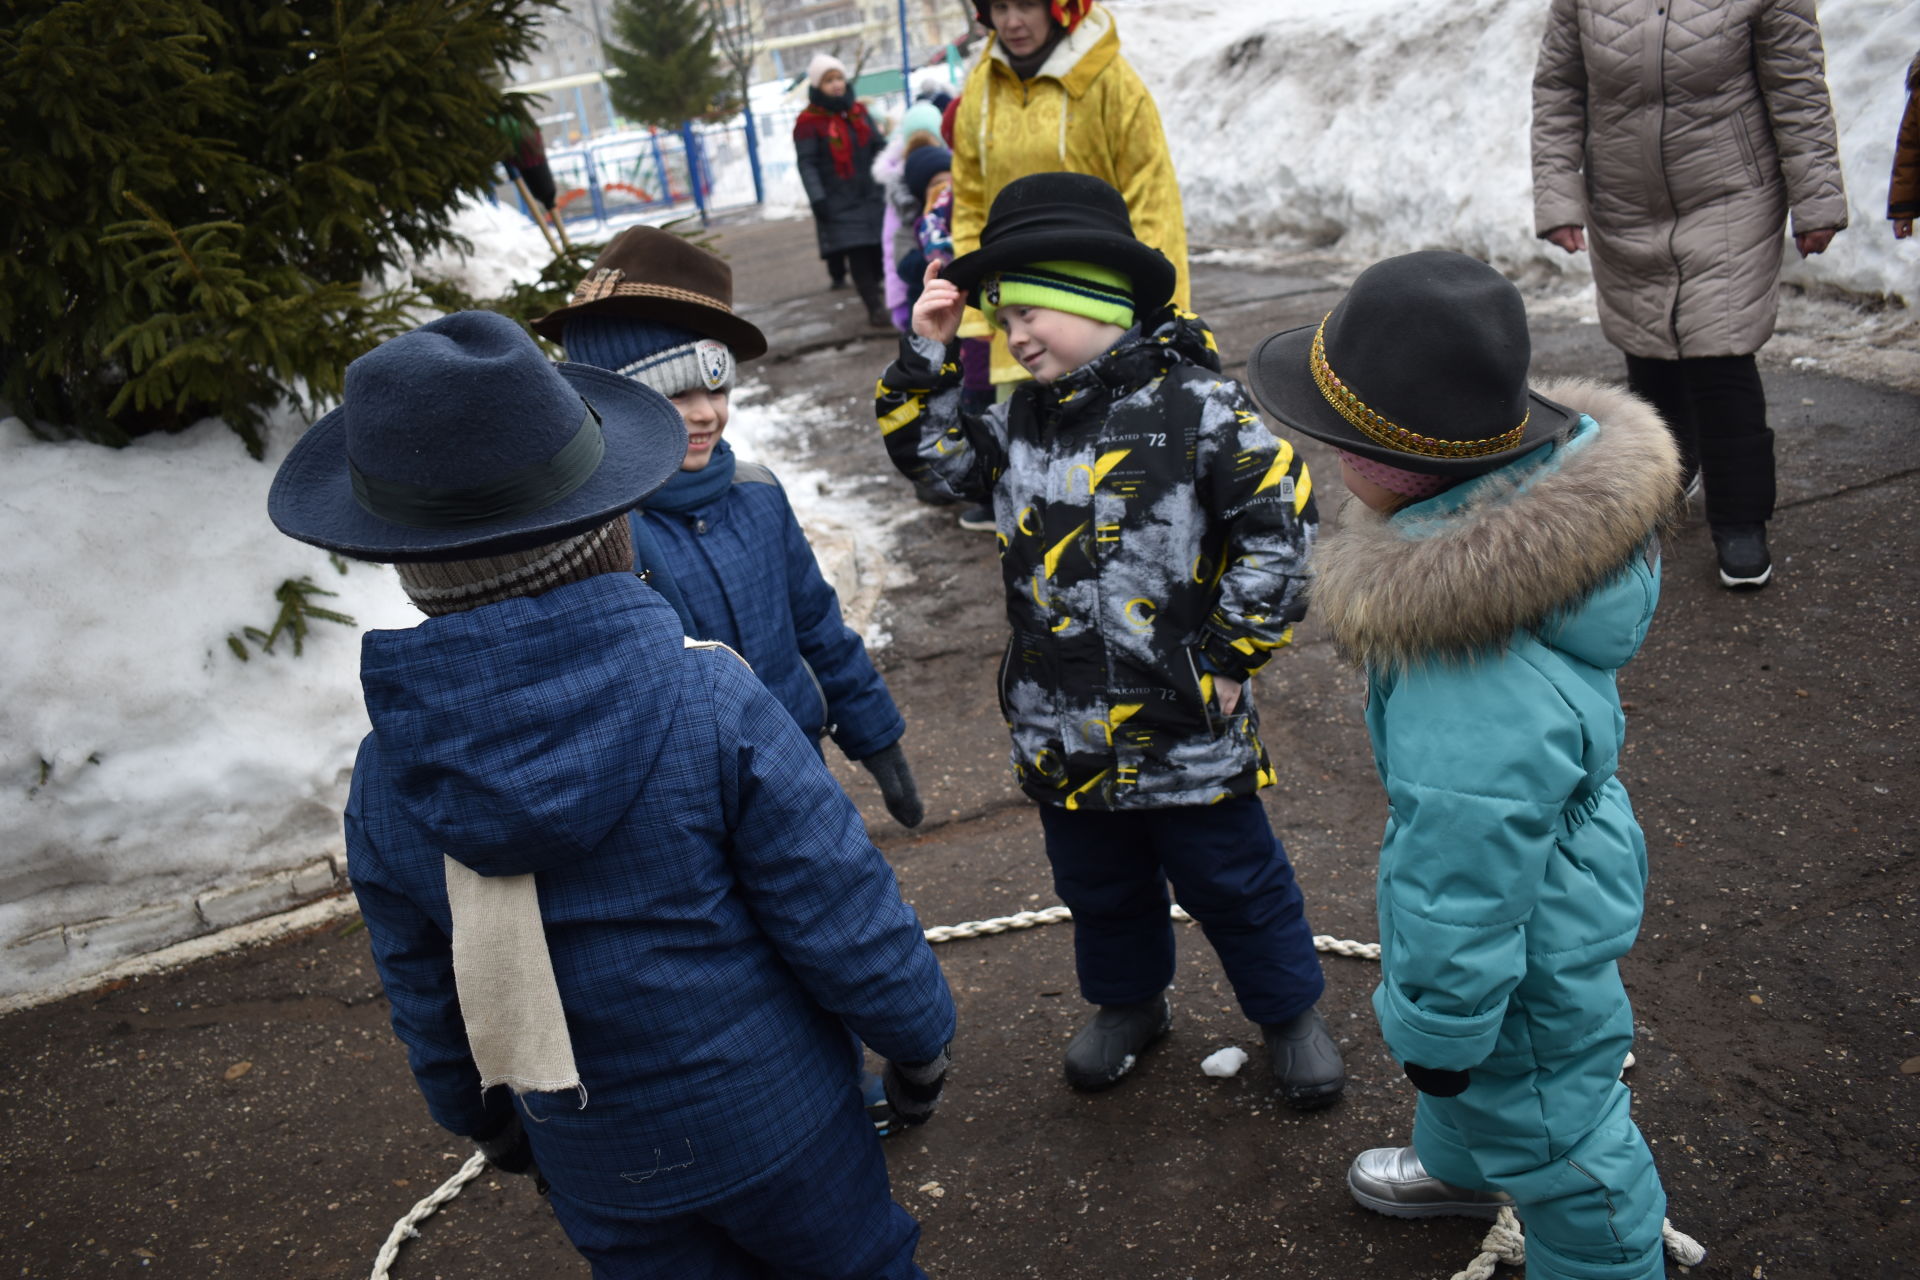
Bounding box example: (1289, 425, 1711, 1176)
(1623, 352, 1774, 526)
(843, 242, 885, 316)
(824, 249, 847, 285)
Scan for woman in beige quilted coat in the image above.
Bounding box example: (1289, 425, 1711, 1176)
(1532, 0, 1847, 591)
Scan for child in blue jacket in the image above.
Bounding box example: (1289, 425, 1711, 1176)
(267, 310, 955, 1279)
(1248, 252, 1682, 1280)
(534, 227, 923, 831)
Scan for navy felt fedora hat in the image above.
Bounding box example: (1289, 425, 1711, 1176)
(268, 310, 687, 562)
(941, 172, 1177, 316)
(1246, 251, 1574, 477)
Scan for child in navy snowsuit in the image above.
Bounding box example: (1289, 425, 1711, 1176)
(874, 172, 1344, 1107)
(1247, 252, 1680, 1280)
(268, 311, 954, 1280)
(534, 227, 924, 832)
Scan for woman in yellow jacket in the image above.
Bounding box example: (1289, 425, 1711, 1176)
(951, 0, 1189, 392)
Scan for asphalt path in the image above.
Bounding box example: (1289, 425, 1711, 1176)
(2, 212, 1914, 1279)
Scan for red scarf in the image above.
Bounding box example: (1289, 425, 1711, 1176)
(794, 101, 874, 182)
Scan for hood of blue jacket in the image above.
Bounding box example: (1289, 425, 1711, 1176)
(357, 573, 684, 877)
(1309, 377, 1679, 673)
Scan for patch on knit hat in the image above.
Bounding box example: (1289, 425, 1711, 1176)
(982, 260, 1134, 332)
(563, 316, 736, 399)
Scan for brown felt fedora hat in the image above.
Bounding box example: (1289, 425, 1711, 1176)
(533, 226, 768, 359)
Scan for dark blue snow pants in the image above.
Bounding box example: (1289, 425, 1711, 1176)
(544, 1090, 923, 1279)
(1037, 794, 1326, 1025)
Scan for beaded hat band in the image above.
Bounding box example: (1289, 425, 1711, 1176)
(1310, 314, 1528, 460)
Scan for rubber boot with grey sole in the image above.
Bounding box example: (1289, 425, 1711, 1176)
(1063, 993, 1171, 1091)
(1262, 1006, 1346, 1110)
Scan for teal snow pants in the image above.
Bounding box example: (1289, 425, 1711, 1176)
(1411, 975, 1667, 1280)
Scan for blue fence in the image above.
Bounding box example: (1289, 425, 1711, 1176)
(495, 94, 914, 233)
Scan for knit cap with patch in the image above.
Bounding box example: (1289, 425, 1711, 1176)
(394, 514, 634, 617)
(562, 316, 736, 399)
(980, 260, 1135, 332)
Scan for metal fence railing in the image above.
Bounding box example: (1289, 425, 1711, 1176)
(493, 93, 916, 233)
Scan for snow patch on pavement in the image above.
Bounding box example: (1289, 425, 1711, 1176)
(1202, 1046, 1250, 1078)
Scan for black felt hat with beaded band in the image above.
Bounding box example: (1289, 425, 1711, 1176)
(942, 171, 1175, 319)
(531, 224, 767, 359)
(268, 310, 687, 563)
(1247, 251, 1575, 478)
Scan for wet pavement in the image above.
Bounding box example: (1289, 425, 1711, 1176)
(3, 211, 1915, 1279)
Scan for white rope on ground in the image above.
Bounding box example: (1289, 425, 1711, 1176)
(369, 903, 1700, 1280)
(922, 901, 1382, 960)
(1448, 1206, 1706, 1279)
(369, 1151, 488, 1280)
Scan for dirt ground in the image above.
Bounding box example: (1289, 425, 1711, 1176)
(2, 212, 1915, 1280)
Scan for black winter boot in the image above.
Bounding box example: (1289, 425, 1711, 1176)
(1063, 993, 1171, 1091)
(1262, 1007, 1345, 1110)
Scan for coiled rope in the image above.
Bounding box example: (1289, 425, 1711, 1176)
(370, 903, 1699, 1280)
(1450, 1206, 1707, 1279)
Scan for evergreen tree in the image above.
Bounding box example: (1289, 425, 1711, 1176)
(603, 0, 736, 130)
(0, 0, 556, 455)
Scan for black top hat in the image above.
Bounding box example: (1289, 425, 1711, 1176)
(268, 311, 688, 563)
(942, 172, 1177, 317)
(1246, 251, 1574, 477)
(532, 226, 768, 359)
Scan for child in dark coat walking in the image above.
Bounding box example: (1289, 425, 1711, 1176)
(1247, 252, 1682, 1280)
(873, 173, 1344, 1106)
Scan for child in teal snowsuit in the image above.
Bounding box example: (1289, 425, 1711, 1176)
(1248, 252, 1683, 1280)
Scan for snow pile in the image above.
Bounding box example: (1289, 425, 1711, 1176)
(1201, 1046, 1250, 1078)
(0, 411, 419, 999)
(1115, 0, 1918, 301)
(412, 199, 559, 299)
(0, 220, 905, 999)
(725, 382, 913, 652)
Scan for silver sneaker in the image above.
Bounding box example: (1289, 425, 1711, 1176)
(1347, 1147, 1511, 1220)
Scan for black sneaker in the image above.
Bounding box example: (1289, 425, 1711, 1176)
(1262, 1007, 1346, 1110)
(913, 480, 961, 506)
(1063, 993, 1171, 1090)
(1712, 523, 1772, 589)
(957, 504, 995, 532)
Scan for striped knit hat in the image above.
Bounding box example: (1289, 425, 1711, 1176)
(981, 260, 1135, 332)
(394, 514, 634, 616)
(561, 317, 736, 399)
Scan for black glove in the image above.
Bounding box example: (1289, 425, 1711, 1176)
(882, 1043, 951, 1127)
(473, 1109, 538, 1177)
(859, 741, 924, 828)
(1403, 1063, 1471, 1097)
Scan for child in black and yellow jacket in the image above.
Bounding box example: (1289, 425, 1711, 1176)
(873, 172, 1343, 1106)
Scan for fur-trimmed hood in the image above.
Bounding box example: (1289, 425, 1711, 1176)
(1310, 378, 1679, 671)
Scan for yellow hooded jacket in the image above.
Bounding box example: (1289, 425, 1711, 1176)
(951, 4, 1190, 384)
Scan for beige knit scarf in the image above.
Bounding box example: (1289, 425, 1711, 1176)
(399, 517, 634, 1102)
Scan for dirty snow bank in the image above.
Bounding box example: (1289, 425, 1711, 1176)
(1116, 0, 1919, 301)
(1, 203, 905, 1002)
